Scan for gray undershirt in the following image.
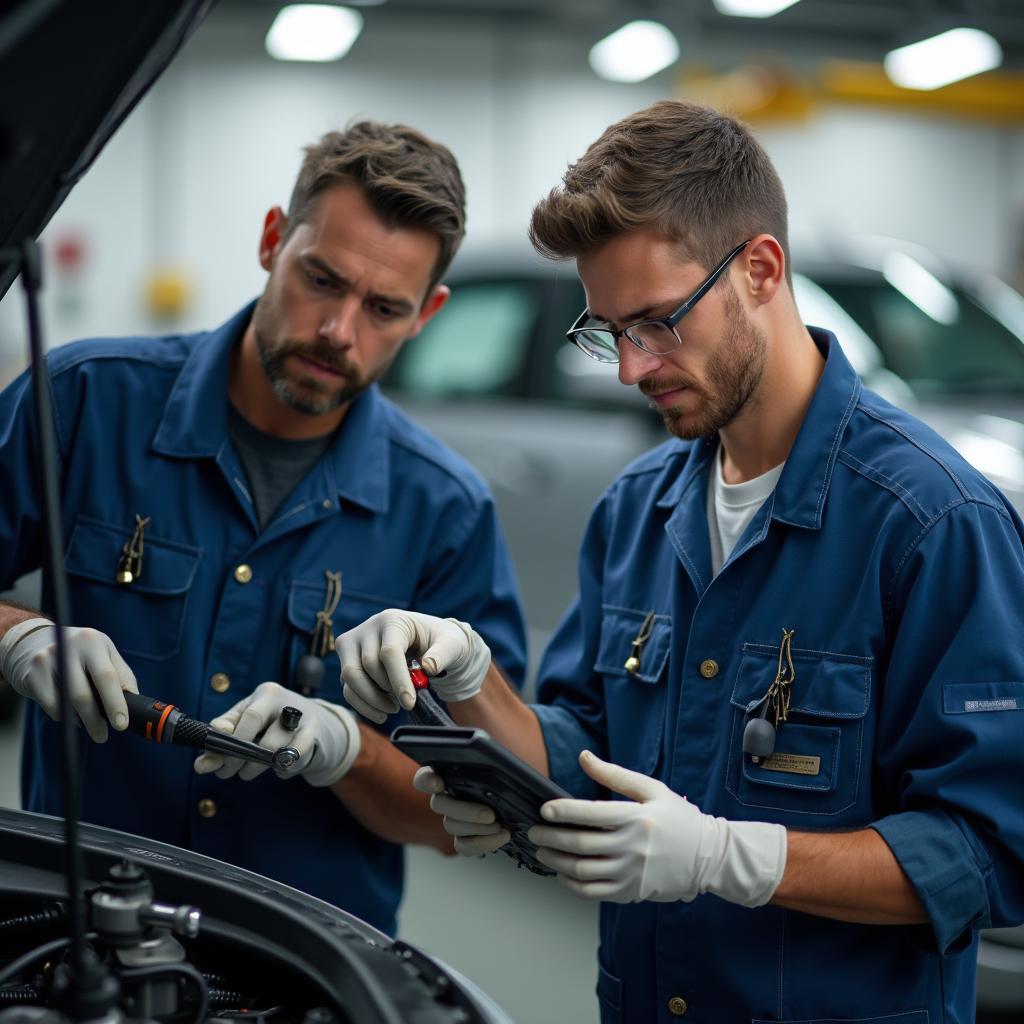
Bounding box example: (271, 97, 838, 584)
(227, 403, 336, 529)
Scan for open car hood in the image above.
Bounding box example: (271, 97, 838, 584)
(0, 0, 214, 300)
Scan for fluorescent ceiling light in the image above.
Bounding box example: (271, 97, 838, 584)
(949, 432, 1024, 490)
(713, 0, 801, 17)
(266, 4, 363, 62)
(883, 252, 959, 325)
(884, 27, 1002, 90)
(589, 21, 680, 83)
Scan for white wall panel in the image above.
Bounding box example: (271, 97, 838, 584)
(3, 8, 1021, 358)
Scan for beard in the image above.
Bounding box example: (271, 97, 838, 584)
(640, 286, 767, 440)
(251, 305, 368, 417)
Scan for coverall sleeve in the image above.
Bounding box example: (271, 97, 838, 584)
(413, 490, 528, 691)
(532, 488, 613, 797)
(0, 367, 47, 589)
(872, 498, 1024, 952)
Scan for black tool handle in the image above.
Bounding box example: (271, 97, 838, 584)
(123, 692, 189, 744)
(408, 687, 455, 727)
(123, 692, 273, 765)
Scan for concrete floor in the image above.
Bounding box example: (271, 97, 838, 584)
(0, 702, 599, 1024)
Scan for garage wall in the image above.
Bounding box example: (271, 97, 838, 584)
(1, 7, 1022, 365)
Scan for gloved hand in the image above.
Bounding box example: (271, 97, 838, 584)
(193, 681, 361, 786)
(412, 766, 510, 855)
(0, 618, 138, 743)
(336, 610, 490, 724)
(528, 750, 787, 906)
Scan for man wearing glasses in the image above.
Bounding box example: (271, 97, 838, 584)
(336, 101, 1024, 1020)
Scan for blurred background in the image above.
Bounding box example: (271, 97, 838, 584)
(2, 0, 1024, 1020)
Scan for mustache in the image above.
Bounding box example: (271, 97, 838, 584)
(272, 340, 354, 375)
(638, 375, 699, 397)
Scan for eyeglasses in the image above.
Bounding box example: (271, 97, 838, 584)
(565, 239, 751, 364)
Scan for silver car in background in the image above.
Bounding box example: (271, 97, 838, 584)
(383, 241, 1024, 1021)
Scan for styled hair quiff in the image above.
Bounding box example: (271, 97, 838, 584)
(286, 121, 466, 292)
(530, 100, 790, 282)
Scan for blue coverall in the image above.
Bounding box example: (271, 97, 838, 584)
(0, 303, 527, 935)
(534, 329, 1024, 1023)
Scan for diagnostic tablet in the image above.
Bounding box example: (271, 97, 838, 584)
(390, 724, 572, 875)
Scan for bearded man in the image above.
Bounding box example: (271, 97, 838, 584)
(336, 102, 1024, 1020)
(0, 121, 526, 935)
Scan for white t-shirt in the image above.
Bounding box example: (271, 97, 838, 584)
(706, 446, 785, 576)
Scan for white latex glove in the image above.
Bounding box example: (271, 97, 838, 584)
(412, 766, 510, 855)
(528, 750, 787, 906)
(0, 618, 138, 743)
(336, 610, 490, 724)
(193, 681, 361, 786)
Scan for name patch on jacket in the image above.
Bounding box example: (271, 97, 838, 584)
(759, 753, 821, 776)
(963, 698, 1018, 712)
(943, 681, 1024, 714)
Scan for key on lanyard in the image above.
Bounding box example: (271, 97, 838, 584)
(742, 627, 796, 764)
(765, 627, 795, 727)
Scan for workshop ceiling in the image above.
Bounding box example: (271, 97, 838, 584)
(217, 0, 1024, 68)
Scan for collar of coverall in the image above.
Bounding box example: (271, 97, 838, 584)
(151, 300, 391, 515)
(655, 328, 862, 532)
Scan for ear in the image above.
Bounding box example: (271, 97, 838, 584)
(742, 234, 786, 307)
(258, 207, 288, 271)
(407, 284, 451, 338)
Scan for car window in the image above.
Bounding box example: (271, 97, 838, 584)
(815, 276, 1024, 397)
(387, 281, 537, 397)
(792, 273, 883, 377)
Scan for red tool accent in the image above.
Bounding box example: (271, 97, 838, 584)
(408, 658, 430, 690)
(155, 702, 176, 743)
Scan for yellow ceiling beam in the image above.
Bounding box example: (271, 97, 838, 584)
(820, 61, 1024, 122)
(676, 60, 1024, 124)
(676, 64, 816, 124)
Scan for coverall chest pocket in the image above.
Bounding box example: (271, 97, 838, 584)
(595, 606, 671, 776)
(286, 580, 410, 702)
(63, 515, 202, 661)
(725, 643, 872, 817)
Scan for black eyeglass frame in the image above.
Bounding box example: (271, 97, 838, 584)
(566, 239, 751, 363)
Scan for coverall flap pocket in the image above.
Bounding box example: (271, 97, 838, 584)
(63, 515, 201, 660)
(286, 579, 409, 701)
(65, 516, 200, 594)
(595, 605, 671, 684)
(729, 643, 871, 719)
(727, 645, 872, 817)
(596, 606, 670, 776)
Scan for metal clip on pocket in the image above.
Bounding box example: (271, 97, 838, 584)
(311, 570, 342, 657)
(293, 570, 342, 696)
(624, 611, 656, 675)
(116, 514, 151, 584)
(742, 627, 796, 764)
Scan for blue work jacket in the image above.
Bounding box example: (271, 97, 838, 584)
(534, 330, 1024, 1023)
(0, 303, 526, 935)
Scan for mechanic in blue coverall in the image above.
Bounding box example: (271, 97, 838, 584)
(0, 121, 525, 935)
(335, 102, 1024, 1019)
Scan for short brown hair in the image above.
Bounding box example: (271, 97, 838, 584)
(530, 100, 790, 283)
(286, 121, 466, 293)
